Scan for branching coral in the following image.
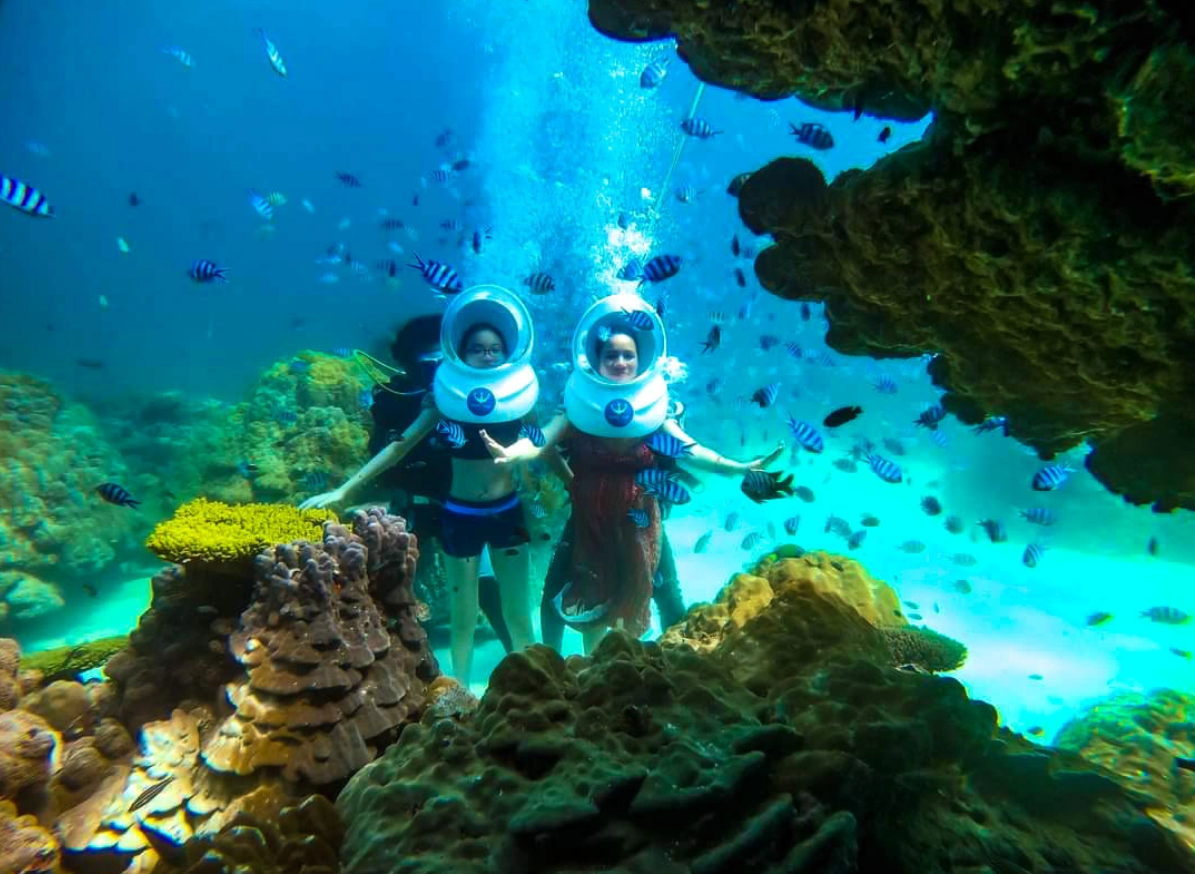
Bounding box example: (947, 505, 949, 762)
(879, 626, 968, 673)
(145, 499, 337, 568)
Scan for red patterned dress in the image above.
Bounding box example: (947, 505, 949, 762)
(558, 431, 661, 637)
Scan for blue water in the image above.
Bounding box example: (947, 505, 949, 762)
(1, 0, 1193, 750)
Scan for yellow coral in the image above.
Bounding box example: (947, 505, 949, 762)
(145, 498, 336, 566)
(20, 635, 127, 682)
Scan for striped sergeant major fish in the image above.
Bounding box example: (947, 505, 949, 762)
(248, 190, 273, 221)
(627, 508, 651, 528)
(96, 482, 139, 508)
(524, 272, 555, 294)
(1, 175, 53, 217)
(865, 453, 903, 483)
(1031, 463, 1073, 491)
(681, 117, 722, 139)
(161, 46, 194, 67)
(435, 420, 466, 449)
(646, 430, 693, 458)
(634, 469, 692, 505)
(519, 423, 546, 448)
(1022, 542, 1046, 568)
(189, 259, 228, 283)
(257, 28, 287, 77)
(621, 309, 654, 331)
(789, 121, 834, 150)
(639, 59, 669, 89)
(638, 254, 682, 285)
(786, 416, 824, 453)
(408, 253, 463, 295)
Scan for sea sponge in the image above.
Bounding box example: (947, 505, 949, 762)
(878, 625, 968, 673)
(19, 635, 127, 684)
(145, 498, 337, 567)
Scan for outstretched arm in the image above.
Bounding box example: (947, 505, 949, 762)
(662, 419, 782, 474)
(299, 406, 438, 508)
(481, 415, 570, 465)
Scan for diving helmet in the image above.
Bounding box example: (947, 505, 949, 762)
(433, 284, 539, 423)
(564, 293, 668, 438)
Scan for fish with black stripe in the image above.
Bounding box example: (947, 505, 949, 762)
(635, 469, 691, 504)
(524, 272, 555, 294)
(436, 420, 466, 449)
(96, 482, 140, 508)
(638, 254, 682, 285)
(789, 121, 834, 150)
(741, 470, 795, 504)
(408, 253, 464, 295)
(1, 175, 54, 217)
(256, 28, 287, 77)
(680, 117, 722, 139)
(189, 259, 228, 283)
(640, 59, 669, 89)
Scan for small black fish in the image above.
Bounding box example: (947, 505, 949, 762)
(1147, 536, 1159, 556)
(452, 159, 472, 172)
(733, 267, 747, 287)
(944, 515, 965, 534)
(335, 171, 362, 188)
(920, 496, 942, 516)
(859, 514, 880, 527)
(800, 302, 812, 321)
(96, 482, 139, 508)
(701, 325, 722, 354)
(472, 227, 492, 254)
(823, 405, 862, 428)
(789, 121, 834, 150)
(380, 218, 405, 230)
(731, 235, 741, 257)
(128, 192, 140, 207)
(82, 583, 98, 598)
(681, 117, 722, 139)
(741, 470, 795, 504)
(727, 172, 751, 197)
(795, 486, 816, 503)
(750, 383, 779, 408)
(76, 358, 105, 370)
(878, 126, 892, 144)
(129, 777, 174, 812)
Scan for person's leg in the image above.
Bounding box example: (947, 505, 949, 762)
(489, 544, 535, 651)
(444, 555, 481, 687)
(652, 530, 686, 630)
(477, 552, 514, 653)
(539, 515, 574, 652)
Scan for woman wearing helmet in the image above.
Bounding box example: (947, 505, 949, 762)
(302, 286, 547, 687)
(483, 294, 780, 653)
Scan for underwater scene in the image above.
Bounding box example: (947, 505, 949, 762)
(1, 0, 1193, 871)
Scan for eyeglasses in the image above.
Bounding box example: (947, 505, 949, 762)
(467, 345, 504, 358)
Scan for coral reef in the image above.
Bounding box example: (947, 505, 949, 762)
(0, 370, 137, 585)
(0, 800, 59, 874)
(20, 636, 127, 684)
(338, 554, 1192, 874)
(0, 571, 65, 625)
(203, 515, 428, 784)
(1055, 688, 1195, 851)
(145, 794, 343, 874)
(879, 626, 969, 673)
(587, 0, 1195, 511)
(145, 499, 337, 569)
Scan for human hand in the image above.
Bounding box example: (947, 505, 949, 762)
(299, 488, 347, 509)
(746, 442, 785, 471)
(480, 429, 520, 464)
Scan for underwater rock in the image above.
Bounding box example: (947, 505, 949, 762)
(338, 552, 1189, 874)
(0, 799, 60, 874)
(587, 0, 1195, 511)
(1055, 688, 1195, 851)
(0, 709, 58, 803)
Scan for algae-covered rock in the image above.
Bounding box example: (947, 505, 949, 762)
(19, 636, 126, 684)
(587, 0, 1195, 511)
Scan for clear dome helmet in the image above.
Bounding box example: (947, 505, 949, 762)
(564, 293, 669, 438)
(433, 284, 539, 423)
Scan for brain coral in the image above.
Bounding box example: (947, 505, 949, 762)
(587, 0, 1195, 510)
(145, 499, 337, 567)
(0, 370, 138, 581)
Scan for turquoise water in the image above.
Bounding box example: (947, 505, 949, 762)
(2, 0, 1192, 765)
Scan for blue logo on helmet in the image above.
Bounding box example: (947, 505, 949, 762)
(466, 387, 496, 417)
(604, 399, 634, 428)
